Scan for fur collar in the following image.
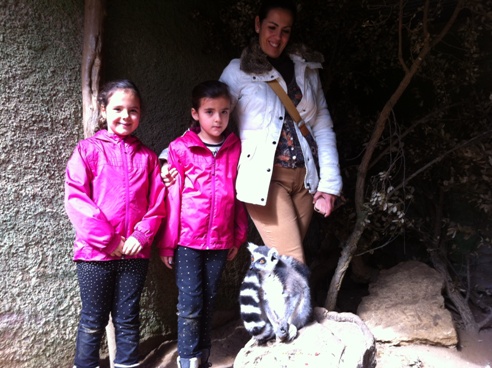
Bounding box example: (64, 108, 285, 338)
(240, 39, 324, 75)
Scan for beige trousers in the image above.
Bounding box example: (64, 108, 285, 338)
(245, 166, 314, 263)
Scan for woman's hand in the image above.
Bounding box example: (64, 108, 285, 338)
(161, 256, 174, 269)
(313, 192, 337, 217)
(160, 163, 178, 187)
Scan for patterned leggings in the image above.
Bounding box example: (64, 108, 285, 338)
(174, 246, 228, 359)
(74, 259, 149, 368)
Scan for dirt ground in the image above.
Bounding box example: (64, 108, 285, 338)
(141, 317, 492, 368)
(376, 328, 492, 368)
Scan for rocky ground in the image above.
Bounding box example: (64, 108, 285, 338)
(377, 329, 492, 368)
(139, 316, 492, 368)
(138, 258, 492, 368)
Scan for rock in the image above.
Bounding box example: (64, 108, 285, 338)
(234, 307, 376, 368)
(357, 260, 458, 346)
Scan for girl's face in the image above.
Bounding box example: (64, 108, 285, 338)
(102, 89, 141, 137)
(192, 96, 230, 144)
(255, 8, 294, 59)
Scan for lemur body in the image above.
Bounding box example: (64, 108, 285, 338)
(239, 243, 312, 343)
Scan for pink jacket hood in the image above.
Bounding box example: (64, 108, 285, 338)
(65, 130, 167, 261)
(156, 129, 248, 256)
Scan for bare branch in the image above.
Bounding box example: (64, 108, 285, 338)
(398, 0, 410, 73)
(355, 0, 465, 213)
(391, 129, 492, 194)
(423, 0, 430, 38)
(369, 102, 466, 169)
(430, 0, 465, 49)
(478, 308, 492, 330)
(326, 0, 468, 310)
(428, 189, 479, 333)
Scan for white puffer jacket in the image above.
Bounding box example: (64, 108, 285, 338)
(220, 42, 342, 206)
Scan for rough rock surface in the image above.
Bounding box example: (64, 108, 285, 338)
(233, 307, 376, 368)
(144, 317, 491, 368)
(357, 260, 458, 346)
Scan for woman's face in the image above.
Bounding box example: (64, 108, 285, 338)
(255, 8, 294, 59)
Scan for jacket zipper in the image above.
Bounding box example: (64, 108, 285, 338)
(206, 151, 217, 249)
(121, 140, 130, 238)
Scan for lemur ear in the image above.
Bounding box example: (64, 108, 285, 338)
(268, 247, 279, 261)
(247, 242, 258, 253)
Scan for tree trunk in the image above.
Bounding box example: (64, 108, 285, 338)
(82, 0, 112, 365)
(324, 211, 368, 310)
(430, 189, 479, 334)
(430, 251, 479, 334)
(324, 40, 429, 312)
(323, 0, 465, 310)
(82, 0, 105, 138)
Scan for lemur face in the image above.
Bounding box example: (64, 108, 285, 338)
(248, 242, 279, 274)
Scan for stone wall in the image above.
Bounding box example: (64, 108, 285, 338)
(0, 1, 84, 366)
(0, 0, 243, 366)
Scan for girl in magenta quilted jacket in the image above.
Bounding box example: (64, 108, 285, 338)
(158, 80, 248, 368)
(65, 80, 166, 368)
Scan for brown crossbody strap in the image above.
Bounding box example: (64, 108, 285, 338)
(267, 79, 310, 137)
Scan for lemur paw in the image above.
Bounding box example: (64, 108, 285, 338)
(276, 323, 290, 342)
(287, 324, 298, 341)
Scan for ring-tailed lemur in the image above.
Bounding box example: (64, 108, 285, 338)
(239, 242, 312, 344)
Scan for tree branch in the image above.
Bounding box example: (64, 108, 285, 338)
(428, 188, 479, 334)
(369, 102, 464, 170)
(391, 129, 492, 194)
(326, 0, 467, 310)
(430, 0, 465, 49)
(355, 0, 465, 213)
(398, 0, 409, 73)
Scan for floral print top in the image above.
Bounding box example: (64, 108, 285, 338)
(274, 78, 318, 169)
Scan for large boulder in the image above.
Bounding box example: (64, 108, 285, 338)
(234, 307, 376, 368)
(357, 260, 458, 346)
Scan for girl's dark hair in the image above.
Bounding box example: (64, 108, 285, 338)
(190, 80, 232, 128)
(258, 0, 297, 24)
(96, 79, 142, 132)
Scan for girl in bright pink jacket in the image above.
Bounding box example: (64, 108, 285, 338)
(65, 80, 166, 368)
(157, 80, 248, 368)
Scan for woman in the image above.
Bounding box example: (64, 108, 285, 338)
(220, 0, 342, 263)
